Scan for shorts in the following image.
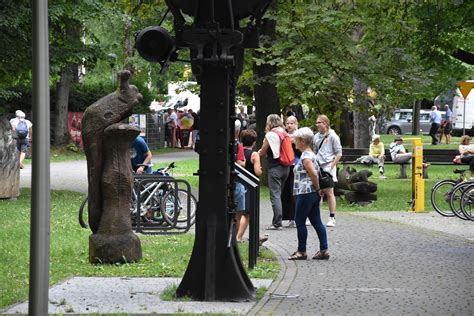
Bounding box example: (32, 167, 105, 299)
(444, 122, 452, 134)
(17, 138, 28, 153)
(234, 182, 247, 213)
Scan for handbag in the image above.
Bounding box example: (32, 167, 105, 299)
(316, 134, 334, 189)
(318, 168, 334, 189)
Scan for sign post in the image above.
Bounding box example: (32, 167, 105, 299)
(456, 81, 474, 136)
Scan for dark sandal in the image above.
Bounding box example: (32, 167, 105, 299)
(312, 250, 330, 260)
(288, 251, 307, 260)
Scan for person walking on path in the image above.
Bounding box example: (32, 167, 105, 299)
(441, 104, 453, 144)
(281, 115, 300, 228)
(288, 127, 329, 260)
(312, 115, 342, 227)
(258, 114, 291, 230)
(9, 110, 32, 169)
(429, 105, 442, 145)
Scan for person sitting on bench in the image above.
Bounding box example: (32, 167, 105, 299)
(355, 134, 387, 179)
(389, 137, 411, 164)
(458, 135, 474, 178)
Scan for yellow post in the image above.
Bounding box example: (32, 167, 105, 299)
(404, 138, 425, 212)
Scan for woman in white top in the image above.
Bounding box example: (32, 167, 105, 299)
(288, 127, 329, 260)
(312, 115, 342, 227)
(258, 114, 290, 229)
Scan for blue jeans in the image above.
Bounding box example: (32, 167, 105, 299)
(295, 192, 328, 253)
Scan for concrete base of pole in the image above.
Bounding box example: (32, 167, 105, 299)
(89, 233, 142, 263)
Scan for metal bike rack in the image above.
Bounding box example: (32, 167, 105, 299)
(133, 174, 196, 235)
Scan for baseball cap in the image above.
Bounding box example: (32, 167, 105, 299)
(394, 137, 403, 141)
(15, 110, 26, 118)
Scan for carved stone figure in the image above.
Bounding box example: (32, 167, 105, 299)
(0, 116, 20, 199)
(82, 70, 143, 263)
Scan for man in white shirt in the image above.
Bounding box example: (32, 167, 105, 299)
(9, 110, 32, 169)
(429, 105, 442, 145)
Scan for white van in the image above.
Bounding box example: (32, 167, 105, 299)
(452, 81, 474, 136)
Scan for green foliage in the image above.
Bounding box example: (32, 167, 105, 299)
(66, 142, 79, 152)
(245, 1, 474, 122)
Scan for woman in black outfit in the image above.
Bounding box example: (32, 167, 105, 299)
(282, 115, 301, 227)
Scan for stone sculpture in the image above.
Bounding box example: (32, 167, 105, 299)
(82, 70, 143, 263)
(0, 116, 20, 199)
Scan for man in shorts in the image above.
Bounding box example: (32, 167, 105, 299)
(9, 110, 32, 169)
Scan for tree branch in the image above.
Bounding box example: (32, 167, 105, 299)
(451, 48, 474, 65)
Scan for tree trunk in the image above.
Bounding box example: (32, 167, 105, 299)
(53, 19, 80, 146)
(54, 65, 74, 145)
(253, 17, 280, 186)
(352, 26, 370, 148)
(340, 110, 354, 147)
(412, 100, 421, 135)
(353, 77, 370, 148)
(0, 116, 19, 198)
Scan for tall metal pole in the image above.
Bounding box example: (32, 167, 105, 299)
(29, 0, 51, 315)
(463, 98, 466, 136)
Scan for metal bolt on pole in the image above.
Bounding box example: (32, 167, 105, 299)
(29, 0, 51, 315)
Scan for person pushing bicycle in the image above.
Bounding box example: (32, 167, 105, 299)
(131, 136, 153, 174)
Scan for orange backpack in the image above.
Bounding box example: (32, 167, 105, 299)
(272, 129, 295, 166)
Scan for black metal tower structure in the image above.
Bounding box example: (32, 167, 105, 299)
(135, 0, 271, 301)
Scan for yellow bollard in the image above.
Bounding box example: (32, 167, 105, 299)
(404, 138, 425, 212)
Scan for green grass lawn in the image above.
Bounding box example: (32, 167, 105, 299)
(0, 189, 278, 309)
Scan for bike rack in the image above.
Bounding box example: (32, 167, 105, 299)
(133, 174, 196, 235)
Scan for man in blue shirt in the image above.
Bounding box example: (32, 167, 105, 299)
(429, 105, 442, 145)
(131, 136, 153, 174)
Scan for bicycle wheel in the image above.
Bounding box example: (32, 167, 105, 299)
(460, 184, 474, 221)
(139, 190, 167, 225)
(161, 189, 197, 228)
(431, 180, 456, 217)
(449, 182, 470, 220)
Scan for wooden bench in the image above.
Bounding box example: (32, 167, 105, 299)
(340, 148, 459, 178)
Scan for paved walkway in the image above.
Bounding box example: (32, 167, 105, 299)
(252, 202, 473, 315)
(8, 154, 474, 315)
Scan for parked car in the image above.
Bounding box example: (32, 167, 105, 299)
(380, 109, 445, 135)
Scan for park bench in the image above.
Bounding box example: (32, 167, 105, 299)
(340, 148, 459, 178)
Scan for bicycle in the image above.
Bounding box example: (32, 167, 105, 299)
(430, 168, 469, 217)
(79, 162, 197, 230)
(448, 180, 473, 221)
(460, 184, 474, 220)
(132, 162, 197, 229)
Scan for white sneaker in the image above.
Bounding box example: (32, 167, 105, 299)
(326, 217, 336, 227)
(379, 175, 387, 179)
(286, 220, 296, 228)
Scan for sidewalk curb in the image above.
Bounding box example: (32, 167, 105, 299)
(247, 240, 298, 315)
